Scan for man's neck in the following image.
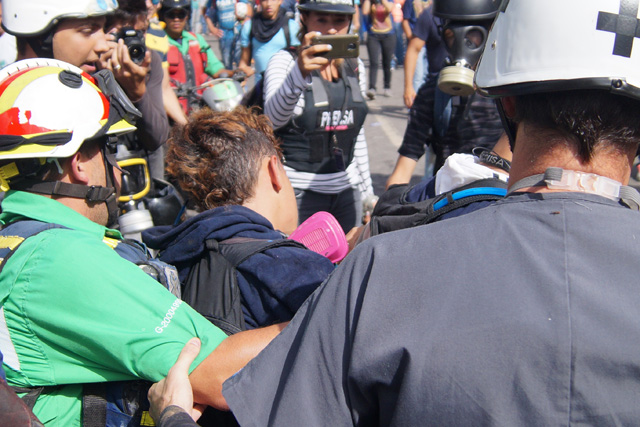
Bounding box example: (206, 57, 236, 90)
(508, 126, 634, 191)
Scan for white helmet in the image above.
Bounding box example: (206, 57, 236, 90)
(0, 58, 136, 162)
(2, 0, 118, 37)
(475, 0, 640, 101)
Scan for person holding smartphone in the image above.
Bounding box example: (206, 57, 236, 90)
(262, 0, 374, 233)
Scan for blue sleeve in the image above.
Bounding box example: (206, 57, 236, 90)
(413, 7, 432, 41)
(240, 20, 251, 47)
(402, 0, 413, 20)
(289, 19, 301, 46)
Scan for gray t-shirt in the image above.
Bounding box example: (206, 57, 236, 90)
(223, 192, 640, 426)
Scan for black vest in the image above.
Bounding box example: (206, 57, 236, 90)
(276, 60, 368, 174)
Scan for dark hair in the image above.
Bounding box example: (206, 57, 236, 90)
(514, 90, 640, 163)
(106, 0, 148, 29)
(297, 11, 311, 43)
(167, 106, 283, 211)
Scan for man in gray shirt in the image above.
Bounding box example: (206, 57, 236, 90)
(157, 0, 640, 424)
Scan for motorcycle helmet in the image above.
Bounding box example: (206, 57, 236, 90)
(201, 79, 244, 112)
(0, 58, 139, 224)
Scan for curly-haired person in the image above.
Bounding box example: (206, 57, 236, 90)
(143, 107, 335, 329)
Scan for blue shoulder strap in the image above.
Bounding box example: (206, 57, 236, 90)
(0, 221, 66, 270)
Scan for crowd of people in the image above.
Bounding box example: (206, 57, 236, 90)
(3, 0, 640, 425)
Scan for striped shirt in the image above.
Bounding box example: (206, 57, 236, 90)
(263, 50, 374, 197)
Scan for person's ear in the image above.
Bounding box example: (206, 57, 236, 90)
(68, 151, 91, 185)
(267, 155, 284, 193)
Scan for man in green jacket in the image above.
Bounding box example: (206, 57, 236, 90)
(0, 59, 282, 426)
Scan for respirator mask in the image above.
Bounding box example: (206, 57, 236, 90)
(437, 21, 490, 96)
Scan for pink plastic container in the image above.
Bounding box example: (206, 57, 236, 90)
(289, 211, 348, 263)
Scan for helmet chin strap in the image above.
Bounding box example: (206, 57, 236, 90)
(496, 98, 517, 152)
(25, 31, 55, 59)
(12, 145, 127, 227)
(101, 146, 124, 227)
(12, 178, 118, 223)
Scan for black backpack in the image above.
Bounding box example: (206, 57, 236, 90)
(369, 178, 508, 237)
(180, 237, 307, 335)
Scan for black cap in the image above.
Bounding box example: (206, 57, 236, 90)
(298, 0, 356, 15)
(161, 0, 191, 11)
(433, 0, 502, 21)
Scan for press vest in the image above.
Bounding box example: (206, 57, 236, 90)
(167, 32, 210, 112)
(275, 60, 368, 174)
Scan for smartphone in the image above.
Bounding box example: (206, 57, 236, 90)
(311, 34, 360, 59)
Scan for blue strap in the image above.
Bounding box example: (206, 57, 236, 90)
(433, 187, 508, 211)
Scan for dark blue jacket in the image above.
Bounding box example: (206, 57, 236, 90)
(142, 205, 334, 329)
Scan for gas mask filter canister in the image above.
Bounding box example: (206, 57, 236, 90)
(437, 23, 488, 96)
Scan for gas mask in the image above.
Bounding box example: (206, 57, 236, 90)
(437, 22, 490, 96)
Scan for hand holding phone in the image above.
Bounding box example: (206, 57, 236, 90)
(311, 34, 360, 59)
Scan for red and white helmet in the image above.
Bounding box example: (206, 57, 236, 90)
(475, 0, 640, 100)
(2, 0, 118, 37)
(0, 58, 136, 162)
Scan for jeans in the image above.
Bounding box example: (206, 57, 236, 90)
(294, 187, 362, 233)
(366, 31, 397, 90)
(219, 28, 242, 69)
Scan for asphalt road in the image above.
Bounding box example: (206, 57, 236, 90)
(205, 35, 426, 195)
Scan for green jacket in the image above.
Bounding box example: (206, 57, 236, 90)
(0, 191, 226, 426)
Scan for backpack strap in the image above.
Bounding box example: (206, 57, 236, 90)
(181, 236, 307, 335)
(82, 383, 107, 427)
(10, 386, 47, 410)
(416, 181, 507, 226)
(369, 178, 507, 236)
(0, 221, 66, 274)
(218, 237, 307, 267)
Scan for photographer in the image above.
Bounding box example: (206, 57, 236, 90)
(263, 0, 374, 233)
(102, 0, 170, 180)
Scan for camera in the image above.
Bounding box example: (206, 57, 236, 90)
(115, 27, 147, 65)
